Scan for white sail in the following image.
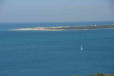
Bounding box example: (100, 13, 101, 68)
(80, 45, 84, 51)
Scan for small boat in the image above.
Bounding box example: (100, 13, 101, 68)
(94, 24, 97, 27)
(80, 45, 84, 51)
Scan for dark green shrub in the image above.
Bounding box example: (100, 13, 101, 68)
(74, 74, 79, 76)
(96, 73, 104, 76)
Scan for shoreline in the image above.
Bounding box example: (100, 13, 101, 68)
(12, 24, 114, 31)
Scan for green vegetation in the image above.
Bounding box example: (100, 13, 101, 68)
(96, 73, 104, 76)
(74, 73, 114, 76)
(74, 74, 79, 76)
(87, 73, 104, 76)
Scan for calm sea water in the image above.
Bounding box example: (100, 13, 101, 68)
(0, 22, 114, 76)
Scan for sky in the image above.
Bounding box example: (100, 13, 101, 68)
(0, 0, 114, 23)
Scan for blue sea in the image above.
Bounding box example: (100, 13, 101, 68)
(0, 22, 114, 76)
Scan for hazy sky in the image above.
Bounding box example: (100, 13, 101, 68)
(0, 0, 114, 23)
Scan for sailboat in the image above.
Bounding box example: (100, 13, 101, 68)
(80, 44, 84, 51)
(94, 24, 97, 27)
